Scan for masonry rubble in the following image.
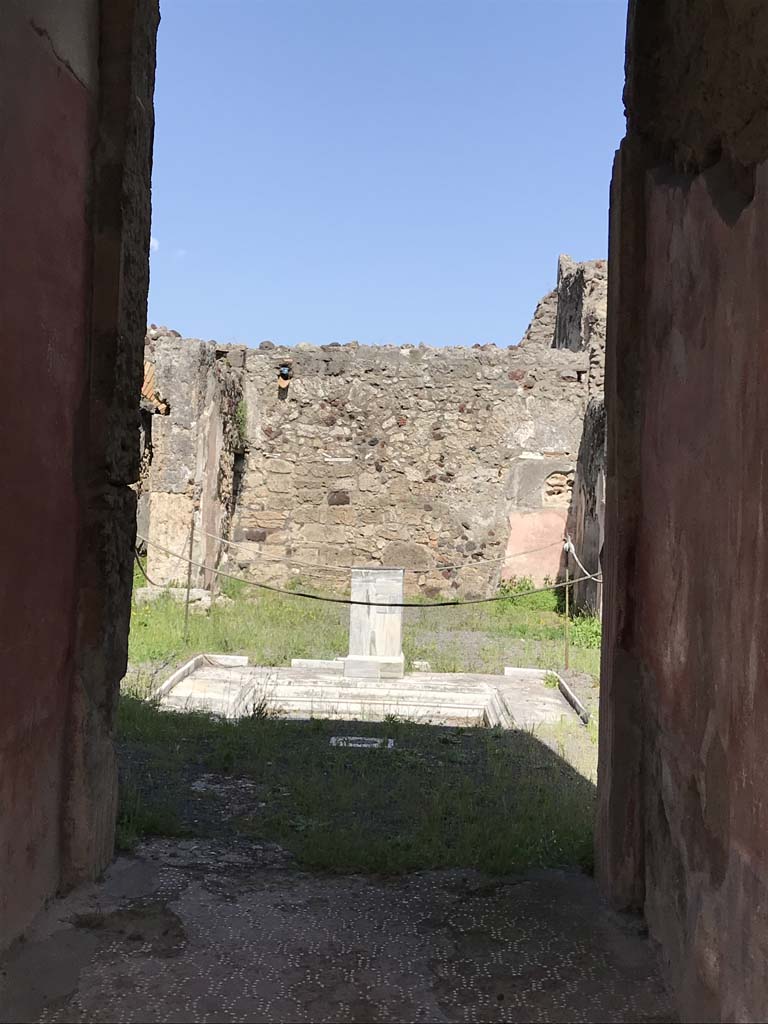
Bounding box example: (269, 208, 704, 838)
(137, 255, 607, 600)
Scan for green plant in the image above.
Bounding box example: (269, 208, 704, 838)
(234, 399, 248, 447)
(127, 566, 601, 693)
(115, 777, 184, 851)
(127, 585, 349, 667)
(249, 695, 272, 719)
(496, 575, 559, 613)
(133, 554, 148, 589)
(570, 615, 602, 649)
(219, 575, 247, 600)
(543, 672, 560, 689)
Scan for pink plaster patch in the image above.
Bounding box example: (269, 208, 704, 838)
(503, 510, 567, 582)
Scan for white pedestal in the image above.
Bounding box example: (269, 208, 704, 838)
(342, 568, 405, 680)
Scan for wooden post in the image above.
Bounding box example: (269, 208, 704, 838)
(564, 541, 571, 670)
(183, 505, 197, 642)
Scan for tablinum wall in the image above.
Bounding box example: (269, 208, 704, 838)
(140, 257, 607, 596)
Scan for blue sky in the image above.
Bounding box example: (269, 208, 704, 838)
(148, 0, 627, 347)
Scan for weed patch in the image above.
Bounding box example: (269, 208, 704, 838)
(127, 578, 601, 686)
(117, 699, 596, 874)
(128, 588, 349, 668)
(115, 776, 185, 851)
(570, 615, 602, 649)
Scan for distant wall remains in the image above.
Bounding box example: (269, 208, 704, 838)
(138, 334, 245, 586)
(571, 398, 606, 615)
(140, 255, 606, 596)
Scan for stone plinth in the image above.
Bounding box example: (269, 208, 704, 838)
(156, 658, 578, 729)
(344, 568, 404, 680)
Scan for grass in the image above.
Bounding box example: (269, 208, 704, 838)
(115, 779, 184, 851)
(570, 614, 602, 649)
(128, 583, 348, 671)
(121, 573, 600, 871)
(116, 698, 596, 874)
(127, 574, 601, 683)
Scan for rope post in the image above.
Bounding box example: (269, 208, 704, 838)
(564, 538, 571, 671)
(183, 503, 198, 643)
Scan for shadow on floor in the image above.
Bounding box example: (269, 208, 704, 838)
(0, 847, 673, 1023)
(1, 709, 673, 1022)
(116, 700, 596, 875)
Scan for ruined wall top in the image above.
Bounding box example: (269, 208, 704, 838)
(147, 253, 606, 367)
(141, 255, 606, 595)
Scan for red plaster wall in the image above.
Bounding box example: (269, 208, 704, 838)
(598, 3, 768, 1018)
(0, 0, 158, 948)
(636, 162, 768, 1022)
(0, 4, 95, 946)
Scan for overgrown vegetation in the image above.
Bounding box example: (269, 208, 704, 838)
(234, 398, 248, 448)
(127, 573, 601, 683)
(121, 571, 600, 871)
(116, 698, 596, 873)
(570, 614, 602, 649)
(115, 778, 184, 851)
(128, 582, 348, 670)
(496, 574, 560, 609)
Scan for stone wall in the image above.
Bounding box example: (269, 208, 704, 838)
(598, 2, 768, 1020)
(570, 399, 605, 615)
(142, 256, 606, 597)
(0, 0, 158, 949)
(140, 331, 245, 588)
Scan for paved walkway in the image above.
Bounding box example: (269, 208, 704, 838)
(157, 658, 576, 729)
(1, 839, 673, 1023)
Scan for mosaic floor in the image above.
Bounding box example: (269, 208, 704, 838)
(1, 839, 673, 1023)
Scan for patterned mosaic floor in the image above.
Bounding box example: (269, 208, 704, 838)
(1, 839, 673, 1023)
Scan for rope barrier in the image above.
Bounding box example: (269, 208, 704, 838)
(564, 536, 603, 584)
(136, 523, 192, 584)
(135, 533, 601, 609)
(196, 526, 561, 573)
(192, 469, 569, 575)
(134, 550, 169, 589)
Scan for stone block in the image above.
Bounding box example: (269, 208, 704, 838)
(226, 347, 247, 369)
(266, 474, 294, 493)
(358, 472, 379, 492)
(343, 655, 405, 680)
(329, 507, 357, 526)
(266, 458, 294, 474)
(265, 531, 288, 545)
(381, 541, 434, 572)
(328, 489, 350, 505)
(301, 523, 346, 545)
